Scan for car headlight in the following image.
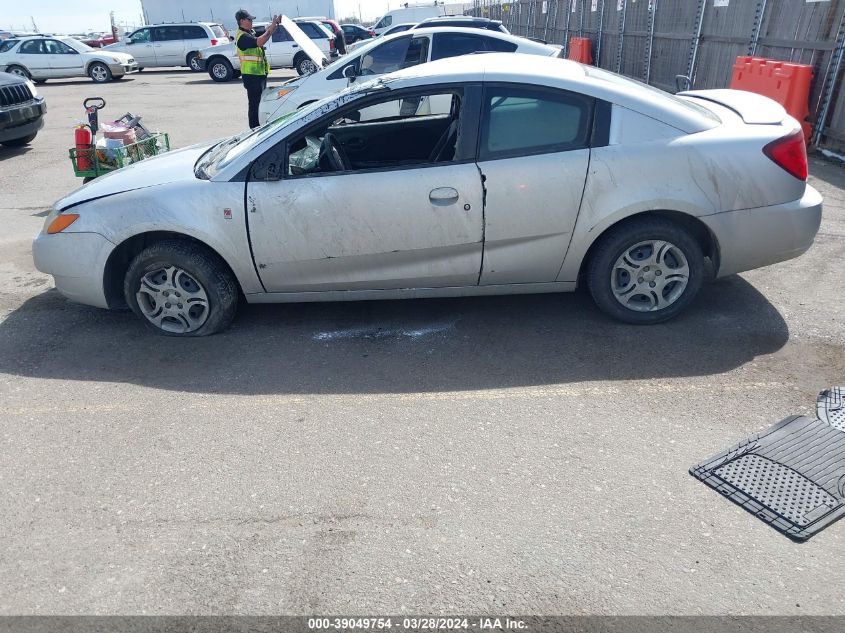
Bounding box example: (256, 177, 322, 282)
(267, 86, 298, 101)
(109, 56, 122, 63)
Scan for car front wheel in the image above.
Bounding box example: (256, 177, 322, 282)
(6, 65, 30, 79)
(587, 217, 704, 324)
(89, 62, 112, 83)
(124, 240, 239, 336)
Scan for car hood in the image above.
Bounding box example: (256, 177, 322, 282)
(56, 142, 215, 211)
(94, 47, 134, 61)
(284, 16, 328, 68)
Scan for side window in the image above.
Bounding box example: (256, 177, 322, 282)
(359, 36, 411, 76)
(480, 87, 593, 160)
(403, 37, 430, 68)
(431, 33, 493, 61)
(482, 36, 518, 53)
(0, 40, 18, 54)
(44, 40, 75, 54)
(183, 26, 207, 40)
(278, 89, 464, 179)
(18, 40, 45, 54)
(271, 28, 291, 43)
(298, 23, 323, 39)
(130, 28, 151, 44)
(153, 26, 183, 42)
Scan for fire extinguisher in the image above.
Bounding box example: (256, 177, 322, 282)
(74, 124, 93, 171)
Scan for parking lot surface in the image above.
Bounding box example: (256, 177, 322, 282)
(1, 69, 845, 615)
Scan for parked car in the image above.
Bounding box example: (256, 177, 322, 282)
(0, 70, 46, 147)
(32, 53, 822, 336)
(371, 4, 444, 35)
(414, 16, 509, 33)
(293, 19, 337, 61)
(296, 16, 347, 55)
(0, 36, 138, 83)
(341, 24, 375, 44)
(81, 33, 118, 48)
(197, 17, 329, 82)
(259, 27, 562, 124)
(348, 22, 416, 51)
(104, 22, 228, 72)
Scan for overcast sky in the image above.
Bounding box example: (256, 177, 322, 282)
(0, 1, 424, 33)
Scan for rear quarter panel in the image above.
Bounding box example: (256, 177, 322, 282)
(557, 103, 807, 281)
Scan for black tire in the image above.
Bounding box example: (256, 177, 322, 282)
(6, 65, 30, 80)
(34, 79, 47, 85)
(294, 52, 318, 76)
(89, 62, 112, 83)
(187, 52, 202, 72)
(123, 240, 239, 337)
(1, 132, 37, 147)
(587, 216, 704, 325)
(137, 67, 145, 72)
(208, 57, 234, 82)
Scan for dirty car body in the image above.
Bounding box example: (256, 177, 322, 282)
(33, 54, 822, 336)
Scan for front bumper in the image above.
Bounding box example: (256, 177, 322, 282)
(702, 185, 823, 278)
(32, 231, 115, 309)
(0, 97, 46, 142)
(108, 62, 139, 76)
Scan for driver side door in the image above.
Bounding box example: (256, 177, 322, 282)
(126, 28, 156, 65)
(246, 86, 485, 293)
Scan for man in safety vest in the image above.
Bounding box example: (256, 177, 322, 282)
(235, 9, 280, 128)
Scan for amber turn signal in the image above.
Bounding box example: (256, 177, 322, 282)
(47, 213, 80, 234)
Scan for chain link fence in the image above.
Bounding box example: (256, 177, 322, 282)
(467, 0, 845, 149)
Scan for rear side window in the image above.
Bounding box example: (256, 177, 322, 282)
(0, 40, 19, 53)
(359, 36, 411, 75)
(431, 33, 516, 61)
(480, 86, 593, 160)
(18, 40, 44, 54)
(211, 25, 227, 38)
(183, 26, 207, 39)
(271, 28, 291, 42)
(297, 23, 325, 39)
(153, 26, 183, 42)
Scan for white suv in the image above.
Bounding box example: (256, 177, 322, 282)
(0, 35, 137, 83)
(197, 18, 333, 82)
(104, 22, 228, 72)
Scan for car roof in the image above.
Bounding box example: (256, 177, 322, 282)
(409, 26, 551, 51)
(377, 53, 719, 134)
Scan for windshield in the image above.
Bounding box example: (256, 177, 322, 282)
(321, 34, 386, 74)
(195, 79, 392, 178)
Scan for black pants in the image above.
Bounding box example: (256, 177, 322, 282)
(242, 74, 267, 129)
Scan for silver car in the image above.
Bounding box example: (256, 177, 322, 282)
(33, 54, 822, 336)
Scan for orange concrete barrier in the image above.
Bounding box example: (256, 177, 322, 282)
(568, 37, 593, 64)
(730, 56, 813, 142)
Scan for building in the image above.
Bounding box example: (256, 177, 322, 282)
(140, 0, 335, 30)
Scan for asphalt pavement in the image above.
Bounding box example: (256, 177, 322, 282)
(1, 68, 844, 616)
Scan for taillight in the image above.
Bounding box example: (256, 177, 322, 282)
(330, 39, 335, 50)
(210, 38, 218, 45)
(763, 130, 808, 181)
(369, 30, 375, 37)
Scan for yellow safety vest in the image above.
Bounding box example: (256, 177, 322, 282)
(235, 29, 270, 76)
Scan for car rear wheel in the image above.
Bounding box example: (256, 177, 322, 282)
(208, 58, 234, 82)
(1, 132, 37, 147)
(295, 53, 319, 76)
(6, 65, 30, 79)
(89, 62, 112, 83)
(187, 52, 201, 71)
(124, 240, 239, 337)
(587, 217, 704, 324)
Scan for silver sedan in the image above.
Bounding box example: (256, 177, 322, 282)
(33, 54, 822, 336)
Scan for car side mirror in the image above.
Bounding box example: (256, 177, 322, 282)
(343, 64, 357, 81)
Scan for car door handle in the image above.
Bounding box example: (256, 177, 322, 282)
(292, 44, 299, 48)
(429, 187, 459, 206)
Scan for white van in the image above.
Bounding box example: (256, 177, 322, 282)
(371, 3, 446, 35)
